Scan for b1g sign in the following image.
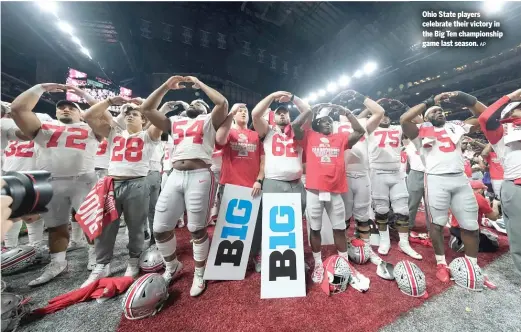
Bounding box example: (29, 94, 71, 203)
(204, 184, 261, 281)
(261, 193, 306, 299)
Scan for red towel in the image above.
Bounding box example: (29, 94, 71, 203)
(32, 277, 134, 316)
(75, 176, 118, 241)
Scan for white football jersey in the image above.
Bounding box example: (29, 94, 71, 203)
(149, 142, 163, 172)
(33, 120, 98, 177)
(405, 141, 425, 172)
(169, 114, 215, 164)
(333, 118, 369, 175)
(162, 137, 173, 172)
(94, 139, 110, 169)
(418, 121, 472, 175)
(491, 136, 521, 181)
(108, 128, 159, 177)
(263, 125, 303, 181)
(368, 125, 403, 171)
(3, 140, 36, 172)
(210, 148, 223, 173)
(1, 118, 20, 151)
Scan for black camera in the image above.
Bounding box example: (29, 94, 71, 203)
(1, 171, 53, 218)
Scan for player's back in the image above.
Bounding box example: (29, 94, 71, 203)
(368, 125, 402, 171)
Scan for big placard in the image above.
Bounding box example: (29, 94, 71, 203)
(261, 193, 306, 299)
(204, 185, 261, 281)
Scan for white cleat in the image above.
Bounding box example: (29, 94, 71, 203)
(87, 246, 96, 271)
(162, 261, 184, 285)
(399, 242, 423, 260)
(348, 263, 370, 292)
(367, 245, 383, 265)
(81, 264, 110, 288)
(378, 243, 390, 256)
(67, 240, 85, 252)
(29, 261, 68, 287)
(124, 258, 140, 278)
(190, 270, 207, 297)
(311, 264, 324, 284)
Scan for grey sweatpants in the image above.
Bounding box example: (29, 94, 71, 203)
(147, 170, 161, 244)
(407, 169, 431, 230)
(501, 180, 521, 278)
(95, 177, 150, 264)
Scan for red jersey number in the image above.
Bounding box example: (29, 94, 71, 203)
(272, 134, 298, 157)
(96, 140, 108, 155)
(111, 137, 144, 162)
(42, 124, 89, 150)
(4, 141, 35, 158)
(172, 120, 204, 145)
(374, 130, 400, 148)
(337, 124, 365, 142)
(435, 131, 456, 153)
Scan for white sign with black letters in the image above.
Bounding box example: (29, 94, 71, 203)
(261, 193, 306, 299)
(204, 185, 261, 281)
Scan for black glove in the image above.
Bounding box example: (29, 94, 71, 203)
(377, 98, 407, 113)
(331, 90, 365, 108)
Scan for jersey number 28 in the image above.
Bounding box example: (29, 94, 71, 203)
(111, 137, 144, 162)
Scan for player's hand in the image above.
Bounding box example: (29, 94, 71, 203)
(434, 92, 451, 104)
(311, 103, 332, 113)
(230, 103, 246, 115)
(108, 96, 130, 106)
(184, 76, 201, 89)
(129, 97, 145, 105)
(330, 104, 348, 115)
(271, 91, 292, 103)
(165, 76, 187, 90)
(251, 181, 262, 197)
(507, 89, 521, 101)
(159, 101, 189, 115)
(1, 180, 13, 242)
(40, 83, 69, 93)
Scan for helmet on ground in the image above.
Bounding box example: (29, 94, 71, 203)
(1, 246, 36, 275)
(1, 293, 31, 332)
(449, 257, 484, 291)
(347, 238, 371, 264)
(393, 260, 428, 298)
(139, 245, 165, 273)
(320, 255, 351, 295)
(122, 273, 169, 320)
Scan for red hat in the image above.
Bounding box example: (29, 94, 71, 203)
(470, 180, 487, 190)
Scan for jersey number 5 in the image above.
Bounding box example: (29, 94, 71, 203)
(42, 124, 89, 150)
(272, 134, 298, 157)
(435, 131, 456, 152)
(111, 137, 144, 162)
(172, 120, 204, 145)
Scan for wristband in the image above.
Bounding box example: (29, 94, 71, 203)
(256, 179, 263, 186)
(449, 91, 477, 107)
(422, 96, 435, 109)
(30, 85, 46, 96)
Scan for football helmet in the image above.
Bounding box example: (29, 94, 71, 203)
(449, 257, 484, 291)
(139, 245, 165, 273)
(1, 293, 31, 332)
(122, 273, 169, 320)
(320, 255, 351, 295)
(1, 246, 36, 275)
(393, 260, 428, 298)
(347, 238, 371, 264)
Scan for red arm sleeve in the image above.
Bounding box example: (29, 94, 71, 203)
(478, 96, 510, 144)
(476, 194, 493, 215)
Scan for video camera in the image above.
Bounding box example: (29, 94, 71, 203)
(1, 171, 53, 218)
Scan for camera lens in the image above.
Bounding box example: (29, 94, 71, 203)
(1, 171, 53, 218)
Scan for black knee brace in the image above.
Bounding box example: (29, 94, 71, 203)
(355, 219, 371, 234)
(375, 212, 389, 225)
(395, 214, 410, 228)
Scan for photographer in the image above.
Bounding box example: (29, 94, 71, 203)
(1, 179, 14, 241)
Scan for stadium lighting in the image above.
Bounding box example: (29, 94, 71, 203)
(80, 47, 92, 59)
(353, 70, 363, 78)
(318, 89, 326, 97)
(338, 75, 350, 87)
(484, 0, 505, 13)
(71, 36, 82, 45)
(327, 82, 337, 93)
(363, 62, 378, 75)
(37, 1, 58, 15)
(309, 93, 318, 102)
(57, 21, 74, 35)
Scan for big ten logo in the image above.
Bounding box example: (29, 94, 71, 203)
(269, 205, 297, 281)
(215, 198, 253, 266)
